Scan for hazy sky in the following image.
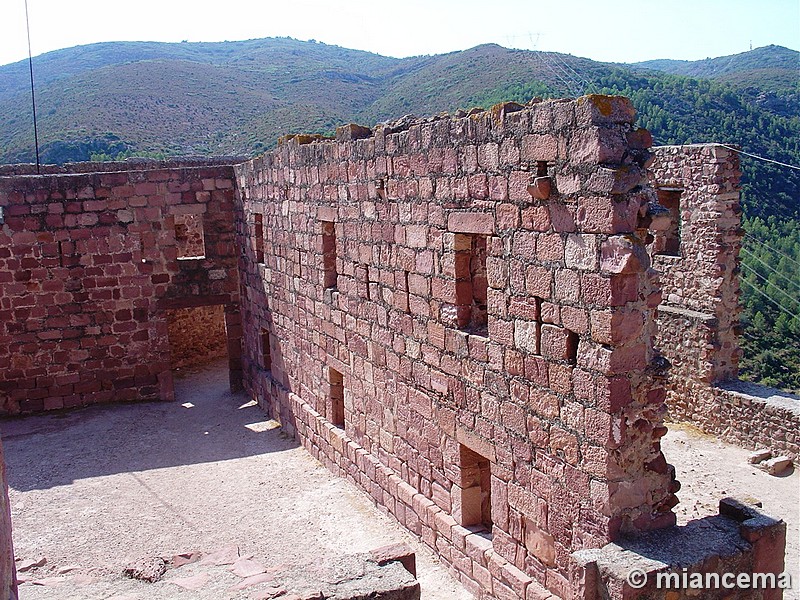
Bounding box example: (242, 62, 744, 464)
(1, 0, 798, 67)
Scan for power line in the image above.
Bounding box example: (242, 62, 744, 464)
(740, 246, 800, 293)
(24, 0, 40, 174)
(744, 233, 800, 268)
(740, 277, 800, 322)
(536, 52, 576, 97)
(717, 144, 800, 171)
(740, 262, 800, 311)
(548, 52, 587, 95)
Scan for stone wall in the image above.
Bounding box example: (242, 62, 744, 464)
(0, 437, 17, 600)
(648, 144, 742, 383)
(574, 497, 787, 600)
(0, 162, 242, 415)
(0, 104, 790, 600)
(648, 146, 799, 459)
(235, 97, 682, 599)
(167, 304, 229, 371)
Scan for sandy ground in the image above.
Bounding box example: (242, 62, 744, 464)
(1, 361, 474, 600)
(1, 361, 797, 599)
(662, 423, 799, 599)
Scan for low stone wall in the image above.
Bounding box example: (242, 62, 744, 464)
(714, 383, 800, 460)
(574, 498, 787, 600)
(285, 386, 554, 599)
(657, 306, 799, 460)
(167, 304, 228, 371)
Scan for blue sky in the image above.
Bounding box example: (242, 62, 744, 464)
(1, 0, 798, 67)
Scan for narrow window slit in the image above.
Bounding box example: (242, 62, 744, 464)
(454, 233, 488, 337)
(328, 367, 344, 428)
(456, 444, 492, 532)
(653, 189, 682, 257)
(254, 213, 264, 264)
(565, 329, 578, 365)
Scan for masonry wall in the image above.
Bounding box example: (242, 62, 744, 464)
(235, 97, 680, 599)
(0, 105, 789, 600)
(0, 162, 241, 415)
(648, 146, 799, 459)
(648, 145, 742, 383)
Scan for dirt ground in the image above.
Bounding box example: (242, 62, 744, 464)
(1, 361, 474, 600)
(1, 361, 797, 599)
(662, 423, 799, 600)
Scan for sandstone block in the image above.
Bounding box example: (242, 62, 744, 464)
(524, 521, 556, 567)
(575, 95, 636, 125)
(747, 449, 772, 465)
(522, 134, 559, 162)
(759, 456, 793, 476)
(447, 212, 495, 235)
(564, 234, 598, 271)
(336, 123, 372, 142)
(514, 320, 539, 355)
(600, 236, 647, 274)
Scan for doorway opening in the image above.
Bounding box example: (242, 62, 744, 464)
(166, 304, 229, 376)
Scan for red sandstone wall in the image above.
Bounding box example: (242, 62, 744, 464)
(0, 162, 242, 414)
(0, 437, 17, 600)
(648, 145, 743, 382)
(235, 97, 679, 599)
(167, 304, 229, 371)
(648, 146, 799, 459)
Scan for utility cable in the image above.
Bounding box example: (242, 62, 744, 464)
(24, 0, 40, 174)
(740, 262, 800, 312)
(717, 144, 800, 171)
(740, 277, 800, 322)
(744, 233, 800, 268)
(740, 246, 800, 292)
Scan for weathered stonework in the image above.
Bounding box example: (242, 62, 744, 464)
(649, 145, 800, 460)
(0, 160, 242, 414)
(0, 101, 789, 600)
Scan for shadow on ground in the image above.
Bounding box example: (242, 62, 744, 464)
(0, 360, 297, 491)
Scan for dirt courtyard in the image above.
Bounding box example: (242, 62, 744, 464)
(1, 360, 797, 599)
(1, 361, 473, 599)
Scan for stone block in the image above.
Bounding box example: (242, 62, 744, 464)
(370, 542, 417, 577)
(565, 234, 599, 271)
(447, 212, 495, 235)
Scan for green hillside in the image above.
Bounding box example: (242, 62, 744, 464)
(636, 45, 798, 92)
(2, 40, 796, 189)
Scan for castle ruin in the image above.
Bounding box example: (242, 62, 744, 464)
(0, 96, 793, 600)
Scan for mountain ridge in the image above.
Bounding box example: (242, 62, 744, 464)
(0, 39, 796, 205)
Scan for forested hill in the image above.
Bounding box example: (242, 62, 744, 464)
(636, 44, 798, 94)
(1, 40, 796, 217)
(1, 39, 798, 389)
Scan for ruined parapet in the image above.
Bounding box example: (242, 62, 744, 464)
(648, 146, 799, 459)
(0, 437, 17, 600)
(648, 144, 743, 383)
(572, 498, 787, 600)
(235, 96, 682, 598)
